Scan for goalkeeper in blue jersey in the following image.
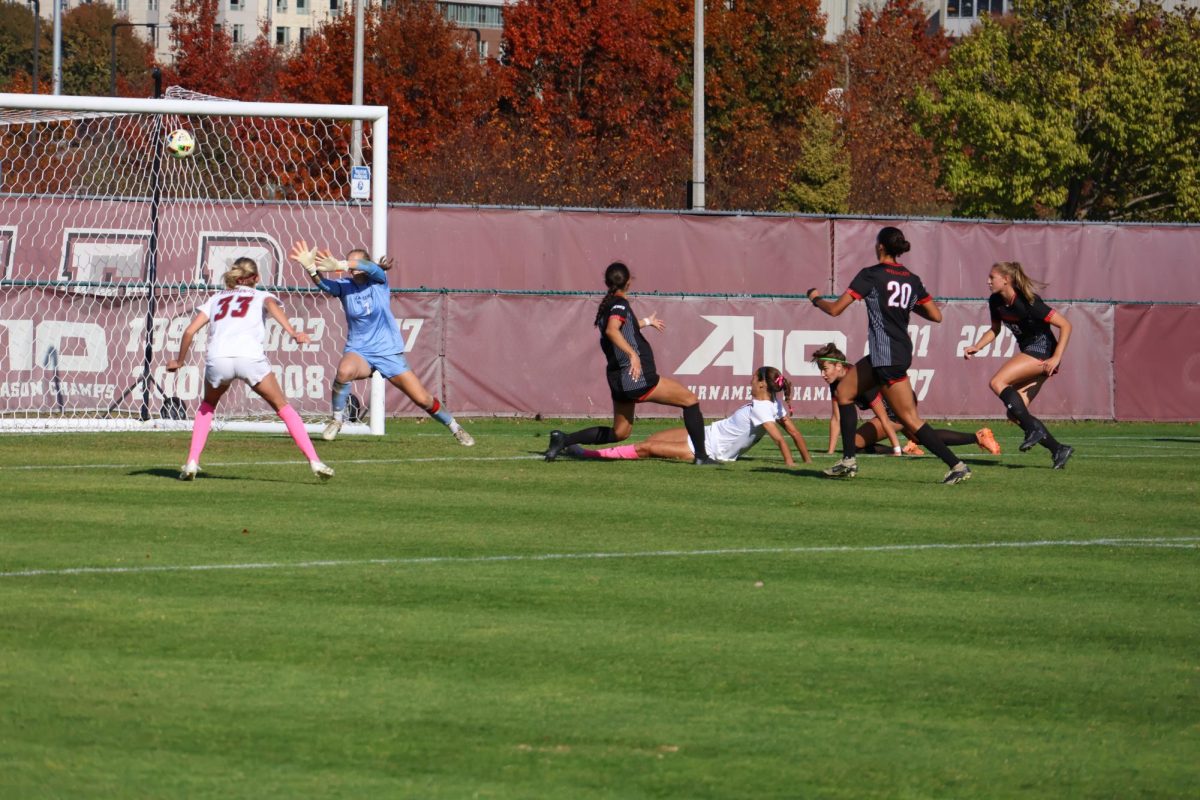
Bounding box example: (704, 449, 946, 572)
(291, 241, 474, 445)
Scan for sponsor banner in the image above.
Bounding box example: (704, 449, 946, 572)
(1114, 304, 1200, 421)
(441, 296, 1115, 420)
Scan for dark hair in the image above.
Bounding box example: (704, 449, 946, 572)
(876, 227, 911, 258)
(811, 342, 849, 365)
(594, 262, 631, 326)
(756, 365, 792, 402)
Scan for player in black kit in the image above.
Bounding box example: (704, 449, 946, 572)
(545, 261, 715, 464)
(965, 261, 1074, 469)
(807, 227, 972, 484)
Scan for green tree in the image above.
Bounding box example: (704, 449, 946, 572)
(916, 0, 1200, 221)
(61, 4, 155, 96)
(777, 104, 849, 213)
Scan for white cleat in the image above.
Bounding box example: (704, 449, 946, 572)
(453, 427, 475, 447)
(179, 461, 200, 481)
(321, 419, 342, 441)
(311, 461, 335, 481)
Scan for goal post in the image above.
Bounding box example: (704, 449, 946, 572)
(0, 90, 389, 435)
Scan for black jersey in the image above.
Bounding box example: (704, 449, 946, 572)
(988, 291, 1058, 358)
(847, 263, 932, 368)
(596, 295, 658, 395)
(833, 380, 897, 420)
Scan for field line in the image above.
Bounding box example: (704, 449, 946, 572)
(2, 536, 1196, 580)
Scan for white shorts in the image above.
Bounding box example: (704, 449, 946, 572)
(205, 356, 272, 389)
(685, 430, 739, 463)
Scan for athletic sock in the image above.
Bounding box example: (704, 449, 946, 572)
(330, 381, 351, 422)
(1040, 430, 1062, 451)
(424, 397, 456, 427)
(278, 405, 320, 462)
(838, 403, 858, 459)
(999, 386, 1042, 435)
(186, 401, 215, 463)
(914, 423, 961, 468)
(584, 444, 640, 460)
(683, 404, 709, 459)
(935, 429, 977, 447)
(564, 426, 617, 446)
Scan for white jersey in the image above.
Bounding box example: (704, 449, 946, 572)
(701, 397, 786, 462)
(200, 287, 277, 360)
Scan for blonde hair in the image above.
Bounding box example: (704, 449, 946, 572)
(992, 261, 1046, 305)
(222, 257, 260, 288)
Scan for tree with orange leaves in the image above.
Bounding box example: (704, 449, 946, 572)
(498, 0, 689, 207)
(836, 0, 950, 215)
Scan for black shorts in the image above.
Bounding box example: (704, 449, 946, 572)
(608, 371, 660, 403)
(872, 363, 911, 385)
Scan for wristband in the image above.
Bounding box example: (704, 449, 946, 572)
(807, 289, 821, 307)
(641, 317, 649, 327)
(893, 445, 902, 455)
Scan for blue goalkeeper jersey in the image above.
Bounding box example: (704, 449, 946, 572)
(317, 260, 406, 357)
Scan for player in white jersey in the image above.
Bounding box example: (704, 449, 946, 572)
(563, 367, 811, 466)
(166, 258, 334, 482)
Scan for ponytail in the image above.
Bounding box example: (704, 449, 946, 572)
(992, 261, 1046, 305)
(222, 257, 259, 288)
(594, 261, 631, 327)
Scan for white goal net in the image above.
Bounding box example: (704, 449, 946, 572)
(0, 89, 388, 434)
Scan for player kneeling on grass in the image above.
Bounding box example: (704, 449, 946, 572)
(813, 343, 1001, 458)
(563, 366, 812, 466)
(167, 258, 334, 482)
(290, 240, 474, 446)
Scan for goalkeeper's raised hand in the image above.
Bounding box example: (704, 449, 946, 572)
(289, 239, 320, 278)
(315, 251, 346, 273)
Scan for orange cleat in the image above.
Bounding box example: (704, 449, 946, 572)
(902, 441, 925, 456)
(976, 427, 1001, 455)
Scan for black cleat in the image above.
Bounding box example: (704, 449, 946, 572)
(1019, 425, 1047, 452)
(544, 430, 567, 461)
(694, 456, 720, 466)
(1052, 444, 1074, 470)
(941, 462, 972, 485)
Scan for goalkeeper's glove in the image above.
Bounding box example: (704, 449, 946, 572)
(295, 246, 320, 278)
(316, 254, 346, 273)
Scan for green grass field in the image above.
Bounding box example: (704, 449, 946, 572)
(1, 419, 1197, 798)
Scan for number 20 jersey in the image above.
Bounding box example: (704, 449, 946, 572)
(847, 263, 932, 368)
(201, 286, 276, 360)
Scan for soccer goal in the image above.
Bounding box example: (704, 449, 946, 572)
(0, 89, 388, 435)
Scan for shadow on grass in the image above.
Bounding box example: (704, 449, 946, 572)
(129, 467, 293, 483)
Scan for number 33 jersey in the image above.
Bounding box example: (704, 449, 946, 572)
(847, 263, 933, 368)
(200, 286, 277, 360)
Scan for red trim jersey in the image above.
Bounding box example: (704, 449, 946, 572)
(847, 263, 932, 368)
(596, 295, 658, 397)
(988, 291, 1058, 358)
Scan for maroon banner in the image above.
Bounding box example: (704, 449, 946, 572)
(833, 218, 1200, 303)
(440, 295, 1114, 420)
(1114, 304, 1200, 421)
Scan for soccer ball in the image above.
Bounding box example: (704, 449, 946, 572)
(166, 129, 195, 158)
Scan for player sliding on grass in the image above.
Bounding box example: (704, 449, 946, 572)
(167, 258, 334, 482)
(561, 366, 812, 466)
(290, 241, 474, 446)
(812, 343, 1001, 458)
(544, 261, 716, 465)
(965, 261, 1073, 469)
(807, 226, 972, 484)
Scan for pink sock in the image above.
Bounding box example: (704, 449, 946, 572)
(590, 444, 640, 460)
(278, 405, 320, 462)
(186, 401, 215, 463)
